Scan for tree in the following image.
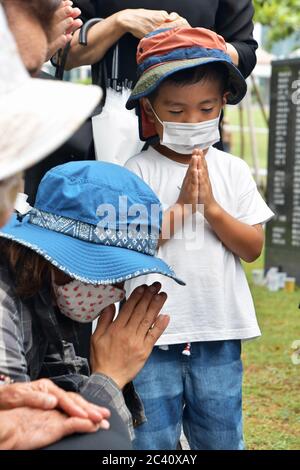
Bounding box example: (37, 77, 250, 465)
(253, 0, 300, 45)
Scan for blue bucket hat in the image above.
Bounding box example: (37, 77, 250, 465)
(0, 161, 184, 285)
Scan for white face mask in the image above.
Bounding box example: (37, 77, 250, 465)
(148, 101, 221, 154)
(52, 278, 125, 323)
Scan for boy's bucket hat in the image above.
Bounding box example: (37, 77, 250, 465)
(0, 161, 185, 285)
(0, 5, 102, 180)
(126, 27, 247, 141)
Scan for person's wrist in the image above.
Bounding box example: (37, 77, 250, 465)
(204, 200, 221, 221)
(225, 42, 239, 66)
(114, 10, 130, 34)
(107, 375, 126, 390)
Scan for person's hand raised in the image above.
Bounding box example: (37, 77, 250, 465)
(90, 283, 169, 389)
(193, 148, 216, 211)
(0, 407, 105, 450)
(177, 154, 199, 214)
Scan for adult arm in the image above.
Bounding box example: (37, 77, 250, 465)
(39, 284, 168, 439)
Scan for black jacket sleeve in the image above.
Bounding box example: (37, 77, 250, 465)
(215, 0, 258, 78)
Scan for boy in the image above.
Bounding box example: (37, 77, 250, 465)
(124, 27, 274, 450)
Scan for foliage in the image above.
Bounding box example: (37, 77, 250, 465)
(253, 0, 300, 45)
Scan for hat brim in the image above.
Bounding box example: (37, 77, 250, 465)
(0, 215, 185, 286)
(127, 57, 247, 111)
(0, 79, 102, 180)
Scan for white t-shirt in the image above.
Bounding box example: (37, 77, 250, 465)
(125, 146, 274, 345)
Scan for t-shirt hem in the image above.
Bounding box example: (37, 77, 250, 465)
(155, 327, 261, 346)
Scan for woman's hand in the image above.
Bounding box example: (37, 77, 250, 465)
(66, 8, 190, 69)
(117, 9, 170, 39)
(161, 12, 191, 30)
(0, 379, 110, 424)
(0, 407, 105, 450)
(90, 283, 169, 389)
(46, 0, 82, 60)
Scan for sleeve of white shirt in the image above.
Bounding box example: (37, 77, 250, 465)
(235, 160, 275, 226)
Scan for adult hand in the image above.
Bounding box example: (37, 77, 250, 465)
(90, 283, 169, 389)
(117, 9, 170, 39)
(0, 379, 110, 423)
(0, 407, 105, 450)
(46, 0, 83, 60)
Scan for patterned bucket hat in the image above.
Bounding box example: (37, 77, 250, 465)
(0, 161, 184, 285)
(126, 27, 247, 141)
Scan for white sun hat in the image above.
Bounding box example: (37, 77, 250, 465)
(0, 4, 102, 180)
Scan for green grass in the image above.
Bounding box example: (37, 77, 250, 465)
(220, 105, 299, 450)
(242, 256, 300, 450)
(225, 106, 269, 170)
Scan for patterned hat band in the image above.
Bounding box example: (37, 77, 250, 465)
(28, 208, 159, 256)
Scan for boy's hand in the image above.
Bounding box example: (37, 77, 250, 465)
(194, 149, 217, 213)
(162, 12, 191, 29)
(177, 154, 199, 213)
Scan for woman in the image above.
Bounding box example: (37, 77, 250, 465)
(67, 1, 258, 80)
(0, 160, 183, 446)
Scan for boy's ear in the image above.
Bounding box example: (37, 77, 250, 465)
(141, 98, 156, 123)
(222, 92, 230, 107)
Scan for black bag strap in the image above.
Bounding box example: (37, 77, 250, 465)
(79, 18, 120, 90)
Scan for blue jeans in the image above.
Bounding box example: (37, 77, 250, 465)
(133, 340, 244, 450)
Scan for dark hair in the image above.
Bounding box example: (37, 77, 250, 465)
(148, 63, 229, 103)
